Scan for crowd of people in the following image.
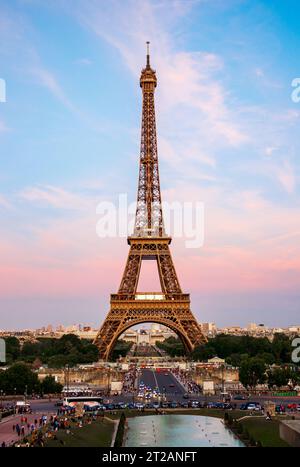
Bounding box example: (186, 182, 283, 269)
(122, 366, 137, 394)
(171, 368, 201, 393)
(3, 408, 103, 448)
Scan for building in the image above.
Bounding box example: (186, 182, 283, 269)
(201, 322, 216, 336)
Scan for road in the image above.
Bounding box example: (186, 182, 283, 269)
(138, 369, 186, 395)
(0, 400, 57, 446)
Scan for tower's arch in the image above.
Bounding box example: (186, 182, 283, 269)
(103, 317, 193, 361)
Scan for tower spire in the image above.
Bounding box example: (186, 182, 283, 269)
(136, 44, 163, 237)
(146, 41, 150, 68)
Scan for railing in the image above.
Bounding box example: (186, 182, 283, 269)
(111, 293, 190, 301)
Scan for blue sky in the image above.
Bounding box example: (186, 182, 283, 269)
(0, 0, 300, 330)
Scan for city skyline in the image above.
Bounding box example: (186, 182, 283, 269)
(0, 0, 300, 329)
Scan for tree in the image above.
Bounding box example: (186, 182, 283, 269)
(0, 363, 40, 394)
(272, 334, 291, 363)
(267, 367, 291, 389)
(239, 357, 266, 389)
(41, 376, 63, 394)
(4, 337, 20, 363)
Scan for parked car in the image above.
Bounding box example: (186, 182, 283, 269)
(169, 401, 178, 408)
(135, 403, 144, 410)
(234, 394, 246, 400)
(275, 404, 285, 413)
(246, 402, 261, 411)
(105, 403, 115, 410)
(116, 402, 127, 409)
(189, 400, 199, 408)
(180, 402, 189, 408)
(239, 404, 248, 410)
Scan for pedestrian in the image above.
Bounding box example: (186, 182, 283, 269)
(12, 424, 16, 432)
(1, 441, 6, 448)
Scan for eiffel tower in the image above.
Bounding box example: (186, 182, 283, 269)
(94, 43, 206, 360)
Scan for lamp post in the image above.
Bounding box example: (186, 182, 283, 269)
(64, 364, 70, 394)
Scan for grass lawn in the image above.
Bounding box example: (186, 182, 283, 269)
(45, 418, 115, 447)
(237, 417, 290, 447)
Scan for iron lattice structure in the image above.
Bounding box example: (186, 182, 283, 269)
(94, 46, 206, 360)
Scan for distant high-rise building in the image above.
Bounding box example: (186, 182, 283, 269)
(201, 322, 216, 336)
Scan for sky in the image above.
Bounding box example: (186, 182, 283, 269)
(0, 0, 300, 330)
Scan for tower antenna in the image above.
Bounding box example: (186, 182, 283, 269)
(146, 41, 150, 67)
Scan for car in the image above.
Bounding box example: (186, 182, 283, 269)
(127, 403, 135, 409)
(117, 402, 127, 409)
(169, 384, 175, 388)
(180, 402, 189, 408)
(105, 403, 115, 410)
(182, 393, 189, 399)
(169, 401, 178, 408)
(215, 402, 225, 409)
(247, 402, 261, 411)
(152, 402, 160, 409)
(161, 402, 169, 408)
(207, 402, 218, 409)
(190, 400, 199, 408)
(287, 403, 298, 410)
(275, 405, 285, 413)
(135, 403, 144, 409)
(233, 395, 246, 400)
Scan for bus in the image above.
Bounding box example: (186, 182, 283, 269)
(63, 396, 103, 409)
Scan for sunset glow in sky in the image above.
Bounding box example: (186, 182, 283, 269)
(0, 0, 300, 329)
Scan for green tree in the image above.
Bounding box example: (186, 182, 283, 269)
(4, 337, 20, 363)
(41, 375, 63, 394)
(272, 334, 291, 363)
(0, 363, 40, 394)
(267, 367, 291, 389)
(239, 357, 266, 389)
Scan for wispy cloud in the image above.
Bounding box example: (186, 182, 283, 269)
(0, 119, 9, 132)
(0, 194, 11, 209)
(69, 0, 248, 170)
(30, 67, 75, 110)
(19, 184, 100, 211)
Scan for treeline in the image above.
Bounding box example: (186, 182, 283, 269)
(156, 336, 186, 357)
(3, 334, 99, 368)
(0, 363, 62, 395)
(157, 333, 296, 366)
(110, 340, 133, 361)
(156, 333, 300, 389)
